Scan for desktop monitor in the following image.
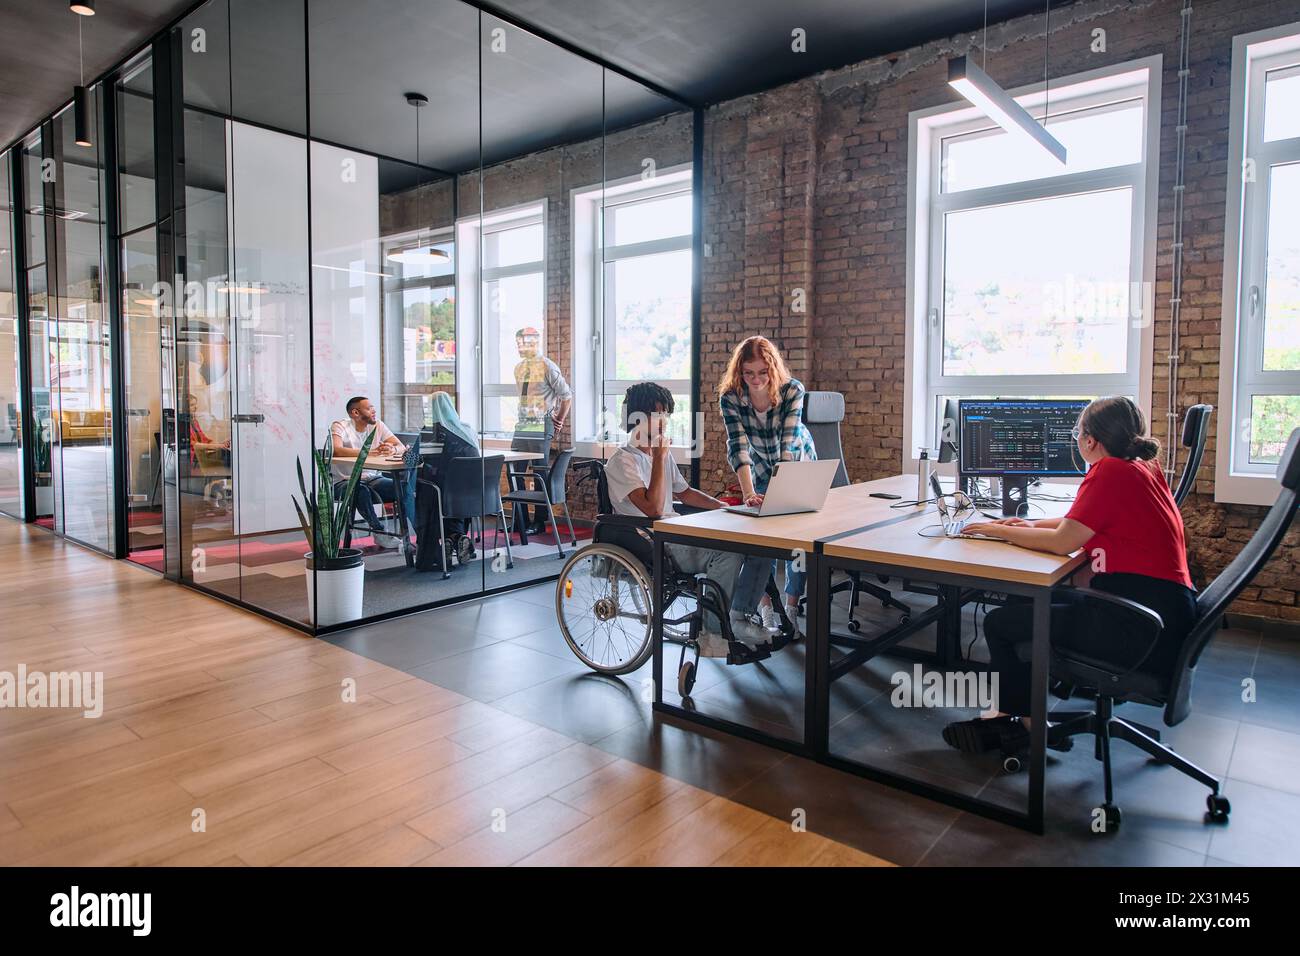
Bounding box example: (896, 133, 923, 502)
(958, 399, 1088, 515)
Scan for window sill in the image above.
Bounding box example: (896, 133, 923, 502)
(1214, 471, 1282, 508)
(574, 438, 693, 465)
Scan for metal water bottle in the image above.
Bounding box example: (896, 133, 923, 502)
(917, 447, 931, 503)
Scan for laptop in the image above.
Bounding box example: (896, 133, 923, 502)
(723, 459, 841, 516)
(929, 473, 1000, 539)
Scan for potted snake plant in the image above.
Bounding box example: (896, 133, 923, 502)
(292, 427, 375, 627)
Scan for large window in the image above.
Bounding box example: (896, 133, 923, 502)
(482, 205, 545, 436)
(1219, 24, 1300, 503)
(381, 232, 456, 431)
(574, 166, 693, 446)
(907, 62, 1160, 460)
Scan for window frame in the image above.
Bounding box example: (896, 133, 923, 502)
(904, 57, 1161, 475)
(453, 199, 547, 438)
(571, 164, 693, 452)
(379, 227, 456, 427)
(1217, 23, 1300, 504)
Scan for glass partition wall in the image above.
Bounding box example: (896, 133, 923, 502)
(0, 151, 20, 518)
(1, 0, 695, 632)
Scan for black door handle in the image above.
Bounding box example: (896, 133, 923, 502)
(232, 413, 265, 424)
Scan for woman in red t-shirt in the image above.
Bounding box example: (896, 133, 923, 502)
(942, 396, 1199, 756)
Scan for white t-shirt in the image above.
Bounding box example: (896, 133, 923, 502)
(604, 443, 688, 518)
(330, 418, 396, 481)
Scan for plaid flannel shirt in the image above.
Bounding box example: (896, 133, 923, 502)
(719, 378, 817, 494)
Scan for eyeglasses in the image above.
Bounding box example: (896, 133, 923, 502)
(1071, 426, 1085, 440)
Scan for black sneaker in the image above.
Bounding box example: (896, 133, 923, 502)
(942, 716, 1028, 754)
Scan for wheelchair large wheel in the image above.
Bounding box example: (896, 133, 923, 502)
(556, 543, 658, 675)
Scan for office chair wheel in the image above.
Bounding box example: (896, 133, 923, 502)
(555, 543, 655, 675)
(678, 661, 697, 698)
(1205, 794, 1230, 823)
(1002, 754, 1023, 773)
(1101, 803, 1122, 830)
(847, 619, 861, 632)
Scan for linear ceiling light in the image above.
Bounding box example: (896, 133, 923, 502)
(947, 55, 1066, 164)
(946, 1, 1066, 165)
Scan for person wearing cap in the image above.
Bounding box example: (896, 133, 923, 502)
(512, 327, 572, 535)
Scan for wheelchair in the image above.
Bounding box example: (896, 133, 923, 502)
(554, 459, 798, 698)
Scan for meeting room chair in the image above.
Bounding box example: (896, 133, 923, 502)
(1045, 427, 1300, 829)
(438, 454, 514, 570)
(1171, 404, 1213, 507)
(801, 391, 910, 626)
(502, 447, 577, 558)
(507, 421, 554, 542)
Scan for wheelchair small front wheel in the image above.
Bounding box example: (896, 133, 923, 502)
(678, 661, 697, 698)
(555, 543, 656, 675)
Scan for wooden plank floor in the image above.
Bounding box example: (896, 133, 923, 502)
(0, 520, 891, 867)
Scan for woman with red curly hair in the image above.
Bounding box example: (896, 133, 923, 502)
(719, 335, 817, 633)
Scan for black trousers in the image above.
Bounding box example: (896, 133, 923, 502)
(983, 573, 1198, 717)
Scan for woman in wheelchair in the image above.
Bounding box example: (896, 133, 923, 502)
(941, 396, 1199, 757)
(602, 383, 773, 659)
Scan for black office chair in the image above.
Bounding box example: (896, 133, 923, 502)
(1045, 427, 1300, 829)
(1171, 404, 1213, 507)
(507, 422, 554, 541)
(438, 454, 514, 570)
(502, 448, 576, 558)
(801, 391, 910, 627)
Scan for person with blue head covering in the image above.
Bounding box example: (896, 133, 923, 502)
(417, 391, 481, 568)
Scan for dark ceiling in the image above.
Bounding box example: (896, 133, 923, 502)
(2, 0, 1063, 164)
(483, 0, 1062, 105)
(0, 0, 193, 150)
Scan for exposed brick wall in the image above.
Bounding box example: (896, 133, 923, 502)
(696, 0, 1300, 620)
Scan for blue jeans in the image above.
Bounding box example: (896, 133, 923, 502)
(736, 557, 807, 611)
(338, 473, 416, 535)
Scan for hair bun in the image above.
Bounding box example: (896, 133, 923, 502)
(1127, 436, 1160, 460)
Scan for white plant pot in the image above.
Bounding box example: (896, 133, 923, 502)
(305, 549, 365, 628)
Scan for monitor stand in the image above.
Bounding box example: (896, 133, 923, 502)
(1001, 476, 1031, 517)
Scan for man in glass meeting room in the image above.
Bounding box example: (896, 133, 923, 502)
(330, 396, 416, 549)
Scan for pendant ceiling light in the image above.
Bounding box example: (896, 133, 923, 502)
(947, 1, 1066, 164)
(73, 10, 92, 147)
(70, 0, 95, 15)
(386, 93, 450, 266)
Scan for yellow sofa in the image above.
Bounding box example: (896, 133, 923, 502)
(58, 410, 111, 444)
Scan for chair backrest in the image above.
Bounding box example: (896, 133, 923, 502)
(546, 449, 574, 504)
(802, 391, 850, 488)
(439, 455, 506, 517)
(592, 459, 614, 514)
(400, 433, 422, 468)
(511, 420, 553, 455)
(1165, 427, 1300, 724)
(1171, 404, 1213, 507)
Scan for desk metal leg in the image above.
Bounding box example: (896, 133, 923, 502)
(651, 534, 665, 708)
(1028, 590, 1050, 833)
(394, 471, 414, 567)
(806, 548, 829, 756)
